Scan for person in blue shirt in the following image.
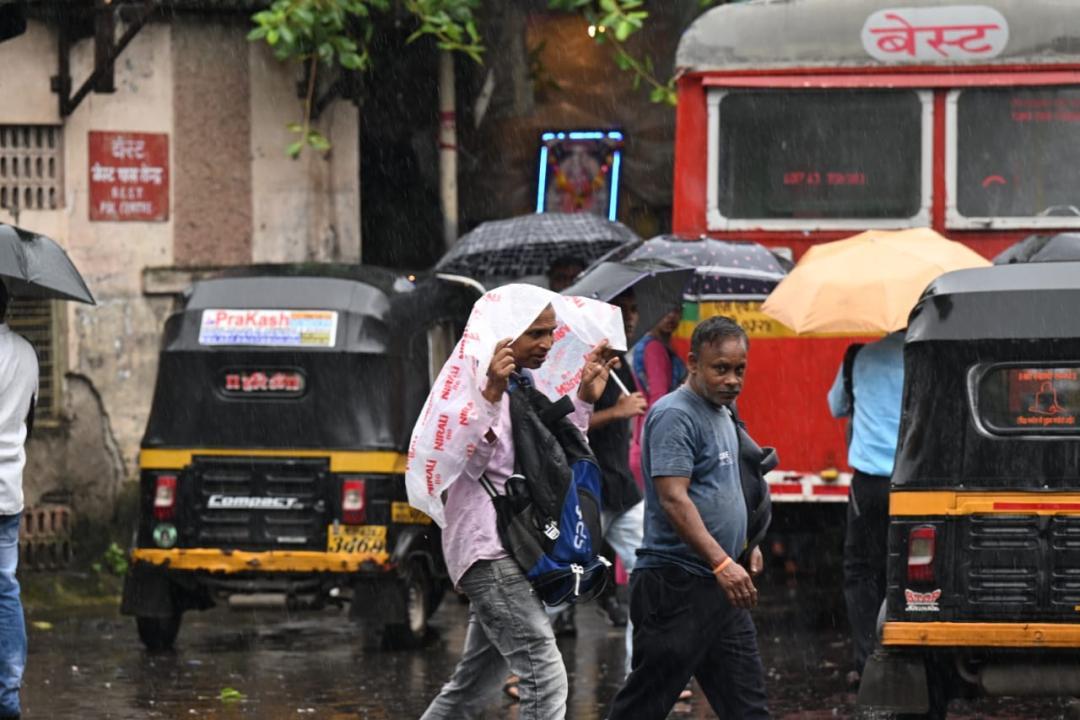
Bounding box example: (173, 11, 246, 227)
(607, 316, 769, 720)
(827, 330, 905, 687)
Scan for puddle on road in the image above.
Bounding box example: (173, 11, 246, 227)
(17, 592, 1076, 719)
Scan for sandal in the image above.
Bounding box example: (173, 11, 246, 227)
(503, 675, 520, 702)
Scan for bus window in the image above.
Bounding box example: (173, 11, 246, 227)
(708, 90, 928, 230)
(951, 87, 1080, 228)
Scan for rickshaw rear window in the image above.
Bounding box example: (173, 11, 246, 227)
(956, 87, 1080, 220)
(715, 90, 922, 219)
(976, 365, 1080, 435)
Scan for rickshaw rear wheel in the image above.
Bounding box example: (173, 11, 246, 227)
(136, 613, 182, 651)
(383, 560, 431, 649)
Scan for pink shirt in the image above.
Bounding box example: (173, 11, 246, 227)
(630, 339, 676, 486)
(442, 389, 592, 587)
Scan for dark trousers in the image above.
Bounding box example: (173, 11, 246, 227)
(843, 470, 890, 674)
(606, 566, 770, 720)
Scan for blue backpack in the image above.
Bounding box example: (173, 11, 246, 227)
(479, 374, 609, 606)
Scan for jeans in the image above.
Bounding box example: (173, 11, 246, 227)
(421, 558, 568, 720)
(0, 514, 24, 717)
(607, 566, 770, 720)
(843, 471, 890, 674)
(602, 501, 643, 675)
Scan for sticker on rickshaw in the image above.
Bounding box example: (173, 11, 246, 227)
(391, 502, 433, 525)
(327, 525, 387, 554)
(904, 588, 942, 613)
(199, 309, 338, 348)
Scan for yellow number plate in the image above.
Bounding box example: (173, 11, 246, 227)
(327, 525, 387, 554)
(392, 501, 433, 525)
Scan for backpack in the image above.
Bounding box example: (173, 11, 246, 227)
(478, 375, 609, 606)
(731, 405, 778, 565)
(841, 343, 865, 447)
(629, 335, 687, 397)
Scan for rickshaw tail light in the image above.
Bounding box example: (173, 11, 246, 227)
(341, 478, 366, 525)
(153, 475, 178, 521)
(907, 526, 936, 583)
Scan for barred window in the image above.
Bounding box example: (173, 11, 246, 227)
(0, 125, 64, 212)
(7, 299, 60, 421)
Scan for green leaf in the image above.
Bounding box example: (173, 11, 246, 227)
(614, 20, 633, 42)
(307, 131, 332, 152)
(286, 122, 303, 133)
(286, 140, 304, 158)
(339, 52, 363, 70)
(219, 688, 246, 702)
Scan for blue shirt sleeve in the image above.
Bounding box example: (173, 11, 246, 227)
(827, 362, 850, 418)
(645, 408, 697, 478)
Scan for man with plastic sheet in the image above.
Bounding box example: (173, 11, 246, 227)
(407, 284, 625, 720)
(607, 317, 769, 720)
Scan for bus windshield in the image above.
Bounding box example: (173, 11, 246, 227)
(713, 90, 924, 222)
(955, 86, 1080, 222)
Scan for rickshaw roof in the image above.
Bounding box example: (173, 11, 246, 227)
(677, 0, 1080, 73)
(186, 276, 392, 316)
(907, 262, 1080, 342)
(163, 266, 481, 354)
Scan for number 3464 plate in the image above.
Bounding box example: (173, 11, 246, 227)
(327, 525, 387, 554)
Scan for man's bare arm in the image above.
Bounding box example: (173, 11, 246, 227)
(654, 475, 758, 609)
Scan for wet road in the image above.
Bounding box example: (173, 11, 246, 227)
(20, 583, 1075, 719)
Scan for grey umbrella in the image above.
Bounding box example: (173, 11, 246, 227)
(562, 261, 693, 346)
(435, 212, 640, 281)
(993, 232, 1080, 265)
(0, 223, 95, 304)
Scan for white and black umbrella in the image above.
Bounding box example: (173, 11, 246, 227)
(435, 212, 640, 282)
(0, 223, 94, 304)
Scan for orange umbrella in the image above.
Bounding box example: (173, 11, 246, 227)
(761, 228, 990, 334)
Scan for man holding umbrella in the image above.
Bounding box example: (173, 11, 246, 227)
(0, 283, 36, 720)
(0, 223, 93, 720)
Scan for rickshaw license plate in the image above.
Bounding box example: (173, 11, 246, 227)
(327, 525, 387, 554)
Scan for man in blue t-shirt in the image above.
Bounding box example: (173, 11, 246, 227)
(827, 331, 904, 687)
(607, 316, 769, 720)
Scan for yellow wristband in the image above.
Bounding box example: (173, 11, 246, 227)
(712, 557, 733, 576)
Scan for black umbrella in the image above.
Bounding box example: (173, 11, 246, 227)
(994, 232, 1080, 264)
(435, 212, 640, 282)
(623, 236, 787, 300)
(0, 223, 94, 304)
(562, 261, 694, 345)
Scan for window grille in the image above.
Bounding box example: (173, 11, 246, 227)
(0, 125, 63, 212)
(7, 299, 60, 421)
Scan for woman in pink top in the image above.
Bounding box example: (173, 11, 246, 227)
(628, 308, 687, 486)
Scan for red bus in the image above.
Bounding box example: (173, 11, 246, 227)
(670, 0, 1080, 589)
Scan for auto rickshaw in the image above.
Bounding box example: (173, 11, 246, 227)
(120, 266, 481, 650)
(858, 262, 1080, 717)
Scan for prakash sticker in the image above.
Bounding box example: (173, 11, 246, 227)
(905, 588, 942, 613)
(199, 309, 338, 348)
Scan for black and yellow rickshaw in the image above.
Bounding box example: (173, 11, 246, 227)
(858, 262, 1080, 717)
(120, 265, 480, 650)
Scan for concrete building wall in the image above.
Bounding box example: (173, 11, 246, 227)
(249, 43, 361, 263)
(173, 17, 253, 266)
(0, 14, 361, 527)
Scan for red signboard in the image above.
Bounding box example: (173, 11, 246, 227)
(88, 131, 169, 222)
